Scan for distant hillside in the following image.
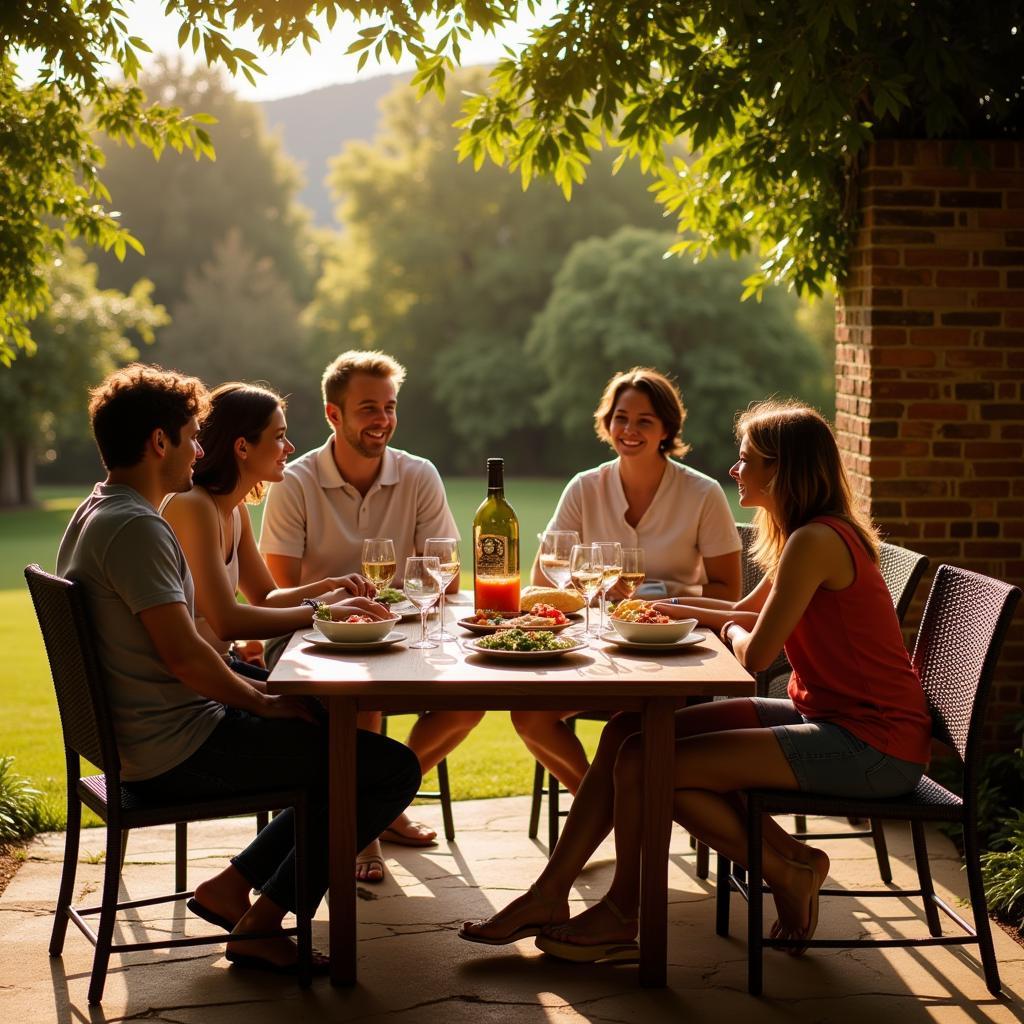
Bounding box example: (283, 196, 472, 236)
(259, 73, 407, 226)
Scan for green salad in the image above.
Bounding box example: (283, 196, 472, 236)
(475, 628, 575, 652)
(375, 587, 406, 605)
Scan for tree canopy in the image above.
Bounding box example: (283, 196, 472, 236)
(3, 1, 1020, 359)
(526, 227, 830, 475)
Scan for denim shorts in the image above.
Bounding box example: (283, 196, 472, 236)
(751, 697, 925, 799)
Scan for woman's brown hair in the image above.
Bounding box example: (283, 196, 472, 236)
(193, 383, 286, 503)
(737, 399, 879, 574)
(593, 367, 690, 458)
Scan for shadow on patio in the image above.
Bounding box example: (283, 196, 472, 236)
(3, 795, 1022, 1023)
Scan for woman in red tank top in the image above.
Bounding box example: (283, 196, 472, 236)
(460, 400, 931, 966)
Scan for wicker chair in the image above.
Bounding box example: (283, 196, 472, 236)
(716, 564, 1021, 996)
(26, 564, 313, 1004)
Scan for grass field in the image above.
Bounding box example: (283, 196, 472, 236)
(2, 477, 749, 824)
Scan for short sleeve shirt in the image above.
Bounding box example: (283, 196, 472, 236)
(258, 440, 460, 586)
(545, 459, 740, 596)
(56, 484, 224, 781)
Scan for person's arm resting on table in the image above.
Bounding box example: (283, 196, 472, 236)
(138, 601, 314, 721)
(722, 524, 840, 672)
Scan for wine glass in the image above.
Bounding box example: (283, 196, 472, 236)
(538, 530, 580, 591)
(569, 543, 603, 638)
(595, 540, 623, 636)
(424, 537, 460, 642)
(361, 538, 396, 592)
(619, 547, 645, 600)
(403, 556, 442, 649)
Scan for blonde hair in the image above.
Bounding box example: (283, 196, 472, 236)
(737, 399, 879, 574)
(593, 366, 690, 458)
(321, 350, 406, 407)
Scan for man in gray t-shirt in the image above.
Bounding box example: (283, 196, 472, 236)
(57, 484, 224, 781)
(56, 364, 419, 977)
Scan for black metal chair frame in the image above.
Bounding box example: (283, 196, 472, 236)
(26, 564, 313, 1005)
(716, 564, 1021, 996)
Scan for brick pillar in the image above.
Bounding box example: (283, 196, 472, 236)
(836, 139, 1024, 748)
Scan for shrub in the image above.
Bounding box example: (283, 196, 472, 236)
(982, 811, 1024, 932)
(0, 756, 59, 842)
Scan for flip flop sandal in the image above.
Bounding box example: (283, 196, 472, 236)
(186, 897, 235, 932)
(459, 921, 553, 945)
(534, 934, 640, 964)
(380, 826, 438, 847)
(225, 951, 330, 976)
(535, 896, 639, 963)
(355, 854, 387, 884)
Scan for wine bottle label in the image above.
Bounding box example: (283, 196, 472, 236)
(476, 534, 510, 575)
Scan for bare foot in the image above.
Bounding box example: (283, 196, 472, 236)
(382, 811, 437, 845)
(460, 885, 569, 944)
(541, 897, 637, 948)
(356, 840, 386, 883)
(769, 845, 829, 951)
(193, 872, 252, 930)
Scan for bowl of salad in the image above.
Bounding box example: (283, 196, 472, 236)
(608, 600, 697, 644)
(313, 606, 398, 643)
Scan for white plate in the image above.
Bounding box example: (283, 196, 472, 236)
(301, 631, 407, 652)
(599, 629, 707, 652)
(462, 637, 589, 660)
(457, 616, 574, 635)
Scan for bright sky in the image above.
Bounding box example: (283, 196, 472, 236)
(16, 1, 555, 101)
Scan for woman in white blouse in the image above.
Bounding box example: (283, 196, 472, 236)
(515, 367, 742, 792)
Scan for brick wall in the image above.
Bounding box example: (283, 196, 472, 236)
(836, 139, 1024, 748)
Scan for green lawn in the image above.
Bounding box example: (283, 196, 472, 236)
(2, 477, 749, 824)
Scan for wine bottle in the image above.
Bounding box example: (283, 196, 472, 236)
(473, 458, 520, 614)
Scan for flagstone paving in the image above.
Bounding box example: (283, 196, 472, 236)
(1, 796, 1022, 1022)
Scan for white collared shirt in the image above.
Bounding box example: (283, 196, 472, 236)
(258, 438, 459, 585)
(545, 458, 740, 596)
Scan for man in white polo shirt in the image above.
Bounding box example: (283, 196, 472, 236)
(260, 349, 483, 883)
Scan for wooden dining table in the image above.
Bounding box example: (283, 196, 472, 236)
(268, 608, 753, 988)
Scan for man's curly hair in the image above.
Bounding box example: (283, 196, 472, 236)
(89, 364, 209, 470)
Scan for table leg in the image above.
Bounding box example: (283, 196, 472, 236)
(639, 697, 675, 987)
(328, 696, 358, 986)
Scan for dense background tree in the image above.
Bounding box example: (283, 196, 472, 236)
(527, 228, 830, 475)
(93, 58, 315, 311)
(307, 68, 667, 473)
(0, 247, 166, 505)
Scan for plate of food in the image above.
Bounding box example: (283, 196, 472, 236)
(373, 586, 417, 618)
(458, 603, 575, 635)
(462, 628, 588, 660)
(599, 630, 707, 652)
(518, 586, 585, 619)
(607, 600, 699, 645)
(301, 631, 407, 652)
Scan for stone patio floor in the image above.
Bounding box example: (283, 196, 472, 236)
(1, 795, 1023, 1023)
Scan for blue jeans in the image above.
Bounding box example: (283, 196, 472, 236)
(126, 707, 421, 913)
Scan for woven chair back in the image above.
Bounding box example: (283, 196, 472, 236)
(912, 564, 1020, 764)
(736, 523, 763, 598)
(25, 564, 119, 776)
(878, 541, 930, 623)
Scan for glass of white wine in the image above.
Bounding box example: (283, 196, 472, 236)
(595, 540, 623, 635)
(569, 543, 603, 638)
(403, 556, 442, 649)
(424, 537, 460, 641)
(538, 530, 580, 591)
(361, 538, 396, 591)
(619, 547, 646, 600)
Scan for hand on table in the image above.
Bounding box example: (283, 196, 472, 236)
(323, 574, 377, 600)
(329, 596, 392, 621)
